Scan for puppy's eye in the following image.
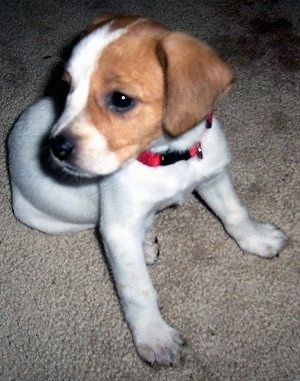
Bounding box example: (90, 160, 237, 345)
(107, 91, 136, 113)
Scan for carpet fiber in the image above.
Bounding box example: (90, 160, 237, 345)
(1, 0, 299, 380)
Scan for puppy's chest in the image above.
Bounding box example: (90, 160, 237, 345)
(128, 159, 206, 207)
(157, 169, 197, 206)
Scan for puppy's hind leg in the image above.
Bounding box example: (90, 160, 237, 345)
(196, 169, 287, 258)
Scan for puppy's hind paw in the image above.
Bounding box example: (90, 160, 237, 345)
(237, 222, 288, 258)
(144, 234, 160, 265)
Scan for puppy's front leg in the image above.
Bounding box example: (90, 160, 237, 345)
(100, 211, 182, 365)
(196, 169, 287, 257)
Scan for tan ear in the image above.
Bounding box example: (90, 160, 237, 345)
(157, 32, 233, 136)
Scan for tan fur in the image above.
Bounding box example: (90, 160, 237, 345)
(158, 33, 233, 136)
(86, 14, 141, 34)
(84, 24, 167, 162)
(81, 17, 232, 163)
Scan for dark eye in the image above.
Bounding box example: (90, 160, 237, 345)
(107, 91, 136, 113)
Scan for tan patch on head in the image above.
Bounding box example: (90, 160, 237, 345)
(85, 14, 141, 34)
(87, 14, 167, 34)
(68, 16, 233, 172)
(84, 22, 169, 163)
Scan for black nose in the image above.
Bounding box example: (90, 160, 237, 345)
(50, 134, 74, 161)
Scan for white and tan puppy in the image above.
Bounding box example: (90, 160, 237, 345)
(8, 15, 287, 365)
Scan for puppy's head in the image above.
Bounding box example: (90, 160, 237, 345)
(49, 15, 233, 177)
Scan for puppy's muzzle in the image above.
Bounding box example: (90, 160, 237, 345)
(50, 134, 74, 161)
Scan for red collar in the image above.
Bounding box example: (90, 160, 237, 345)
(137, 113, 213, 167)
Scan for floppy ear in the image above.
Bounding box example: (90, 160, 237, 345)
(157, 32, 233, 136)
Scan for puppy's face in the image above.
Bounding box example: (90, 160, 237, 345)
(50, 16, 233, 177)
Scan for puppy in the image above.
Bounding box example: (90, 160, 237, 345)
(8, 15, 287, 365)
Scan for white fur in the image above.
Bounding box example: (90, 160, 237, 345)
(51, 114, 120, 176)
(8, 98, 287, 365)
(8, 99, 99, 234)
(52, 25, 126, 136)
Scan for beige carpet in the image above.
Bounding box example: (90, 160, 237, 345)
(1, 1, 299, 380)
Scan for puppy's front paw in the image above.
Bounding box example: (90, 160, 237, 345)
(133, 318, 183, 366)
(237, 222, 288, 258)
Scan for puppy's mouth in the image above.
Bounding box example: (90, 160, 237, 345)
(51, 155, 91, 178)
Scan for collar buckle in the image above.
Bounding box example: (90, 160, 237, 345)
(196, 144, 203, 159)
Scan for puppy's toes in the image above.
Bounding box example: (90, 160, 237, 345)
(238, 222, 288, 258)
(134, 319, 183, 366)
(144, 236, 159, 265)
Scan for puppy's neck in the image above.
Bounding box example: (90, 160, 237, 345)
(149, 118, 208, 154)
